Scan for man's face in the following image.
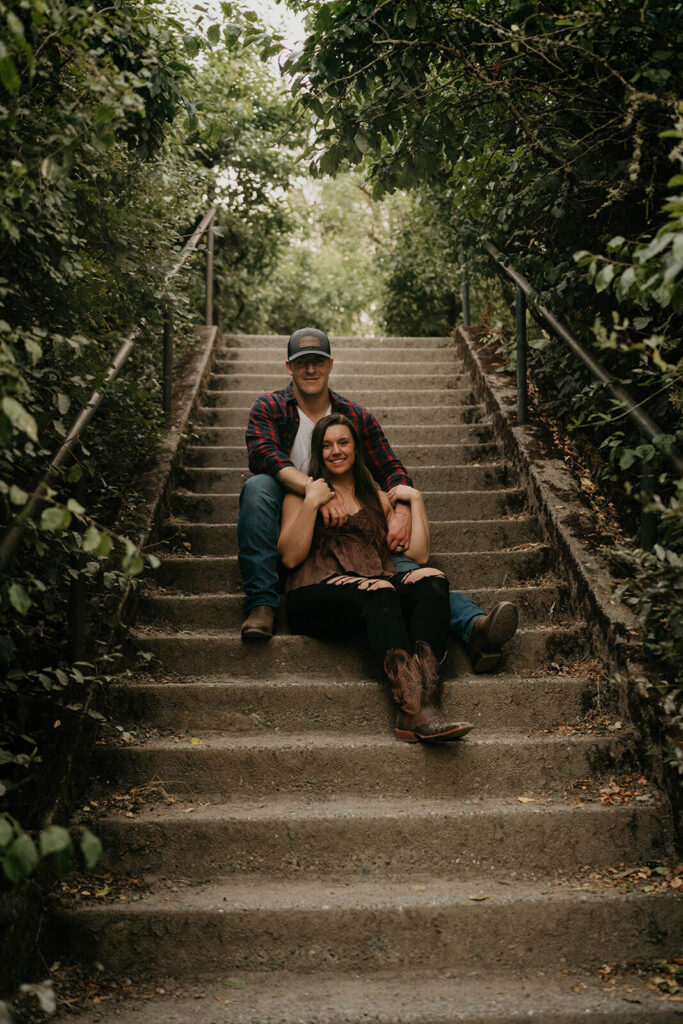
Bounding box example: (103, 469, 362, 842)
(286, 354, 333, 399)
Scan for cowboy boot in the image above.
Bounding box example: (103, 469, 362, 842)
(383, 649, 425, 743)
(411, 640, 473, 742)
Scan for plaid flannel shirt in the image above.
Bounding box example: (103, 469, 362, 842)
(245, 383, 411, 490)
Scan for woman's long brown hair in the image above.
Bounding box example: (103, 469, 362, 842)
(308, 413, 390, 558)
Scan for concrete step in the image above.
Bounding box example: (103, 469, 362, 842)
(153, 547, 552, 593)
(190, 422, 496, 445)
(48, 968, 683, 1024)
(214, 356, 465, 372)
(207, 372, 471, 391)
(138, 583, 567, 631)
(106, 670, 596, 733)
(198, 404, 488, 427)
(217, 334, 456, 350)
(170, 488, 529, 522)
(202, 388, 477, 408)
(162, 518, 538, 557)
(129, 624, 589, 677)
(183, 441, 503, 469)
(92, 729, 635, 801)
(92, 796, 670, 882)
(47, 877, 682, 979)
(178, 464, 516, 493)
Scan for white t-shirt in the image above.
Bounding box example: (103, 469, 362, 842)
(289, 405, 331, 475)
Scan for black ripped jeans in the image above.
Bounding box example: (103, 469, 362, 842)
(286, 572, 450, 667)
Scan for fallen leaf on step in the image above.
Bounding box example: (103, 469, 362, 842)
(468, 894, 490, 901)
(190, 737, 202, 745)
(518, 796, 535, 803)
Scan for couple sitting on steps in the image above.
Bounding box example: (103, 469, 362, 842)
(237, 327, 519, 742)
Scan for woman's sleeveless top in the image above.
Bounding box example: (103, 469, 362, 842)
(286, 506, 395, 592)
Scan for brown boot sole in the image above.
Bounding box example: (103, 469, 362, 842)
(395, 723, 473, 743)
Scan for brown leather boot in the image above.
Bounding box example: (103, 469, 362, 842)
(241, 605, 275, 640)
(383, 649, 424, 743)
(384, 646, 473, 743)
(411, 641, 473, 742)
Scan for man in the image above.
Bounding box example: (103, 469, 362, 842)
(238, 327, 518, 670)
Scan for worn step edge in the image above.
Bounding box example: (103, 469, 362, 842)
(46, 880, 682, 976)
(49, 968, 683, 1024)
(105, 672, 600, 732)
(92, 797, 671, 881)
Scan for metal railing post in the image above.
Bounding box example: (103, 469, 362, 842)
(69, 475, 89, 662)
(459, 246, 470, 326)
(205, 218, 214, 327)
(640, 463, 657, 551)
(515, 284, 528, 425)
(162, 307, 173, 425)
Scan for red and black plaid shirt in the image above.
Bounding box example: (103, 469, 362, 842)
(246, 383, 411, 490)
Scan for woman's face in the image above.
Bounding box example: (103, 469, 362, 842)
(321, 424, 356, 477)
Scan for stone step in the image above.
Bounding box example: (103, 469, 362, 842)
(190, 422, 496, 445)
(170, 488, 529, 522)
(129, 624, 589, 677)
(92, 730, 634, 801)
(178, 464, 516, 493)
(208, 372, 470, 391)
(214, 356, 465, 372)
(92, 796, 670, 881)
(46, 968, 683, 1024)
(202, 388, 477, 408)
(183, 442, 503, 469)
(153, 548, 552, 593)
(198, 404, 488, 426)
(106, 670, 596, 732)
(107, 667, 598, 733)
(137, 583, 567, 632)
(162, 518, 538, 557)
(47, 877, 681, 979)
(218, 334, 456, 350)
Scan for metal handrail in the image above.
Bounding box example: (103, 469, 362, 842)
(0, 206, 217, 575)
(461, 242, 683, 548)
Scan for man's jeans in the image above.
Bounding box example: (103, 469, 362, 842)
(237, 474, 484, 642)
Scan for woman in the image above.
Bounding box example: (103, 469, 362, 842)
(278, 413, 473, 742)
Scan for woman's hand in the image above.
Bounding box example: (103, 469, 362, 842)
(303, 476, 336, 510)
(387, 484, 421, 505)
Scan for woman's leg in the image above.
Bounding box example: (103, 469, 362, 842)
(394, 569, 450, 661)
(287, 576, 411, 667)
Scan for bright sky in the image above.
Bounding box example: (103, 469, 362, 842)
(175, 0, 307, 51)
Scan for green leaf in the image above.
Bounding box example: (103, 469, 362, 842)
(82, 525, 102, 553)
(66, 497, 85, 515)
(2, 397, 37, 441)
(183, 34, 200, 58)
(95, 533, 113, 558)
(3, 833, 38, 883)
(40, 825, 71, 857)
(9, 583, 31, 616)
(0, 817, 14, 848)
(595, 264, 615, 293)
(207, 24, 220, 44)
(9, 484, 28, 505)
(80, 829, 102, 870)
(0, 55, 20, 93)
(354, 128, 371, 154)
(40, 506, 71, 532)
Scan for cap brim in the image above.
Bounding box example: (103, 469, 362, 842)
(288, 350, 332, 361)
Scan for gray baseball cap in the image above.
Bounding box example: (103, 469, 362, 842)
(287, 327, 331, 362)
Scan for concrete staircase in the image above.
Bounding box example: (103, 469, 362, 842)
(50, 335, 681, 1022)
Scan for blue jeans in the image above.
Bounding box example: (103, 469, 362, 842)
(238, 474, 485, 640)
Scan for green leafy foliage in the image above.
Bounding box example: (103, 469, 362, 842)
(0, 813, 100, 885)
(0, 0, 298, 847)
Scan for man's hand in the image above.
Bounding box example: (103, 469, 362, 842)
(320, 493, 349, 529)
(386, 501, 412, 552)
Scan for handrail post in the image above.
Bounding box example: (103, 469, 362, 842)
(69, 475, 88, 662)
(515, 284, 528, 425)
(205, 218, 214, 327)
(640, 462, 657, 551)
(162, 307, 173, 425)
(459, 246, 470, 327)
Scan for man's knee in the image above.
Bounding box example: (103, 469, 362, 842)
(239, 474, 284, 512)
